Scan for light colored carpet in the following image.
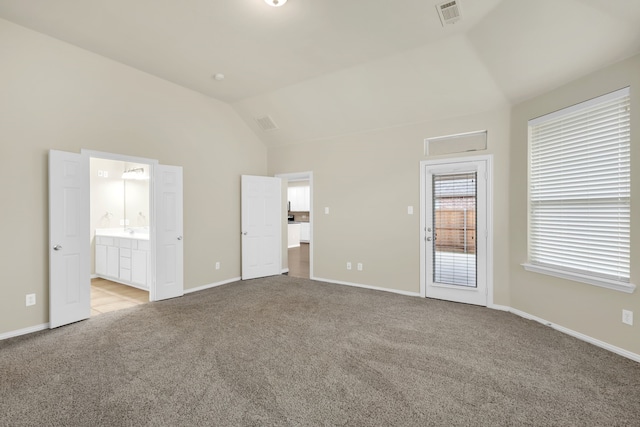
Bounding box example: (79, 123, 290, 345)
(1, 275, 639, 426)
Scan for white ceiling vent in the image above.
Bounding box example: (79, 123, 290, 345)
(255, 115, 279, 131)
(436, 1, 462, 26)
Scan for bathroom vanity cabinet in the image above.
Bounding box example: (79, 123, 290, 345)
(95, 230, 150, 290)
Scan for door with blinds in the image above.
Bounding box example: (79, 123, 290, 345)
(423, 158, 489, 306)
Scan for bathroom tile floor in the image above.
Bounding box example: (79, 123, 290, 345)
(91, 278, 148, 316)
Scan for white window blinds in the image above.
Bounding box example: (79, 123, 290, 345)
(528, 87, 630, 284)
(433, 173, 477, 287)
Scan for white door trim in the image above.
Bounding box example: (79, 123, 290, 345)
(419, 155, 494, 306)
(275, 171, 314, 279)
(82, 150, 160, 301)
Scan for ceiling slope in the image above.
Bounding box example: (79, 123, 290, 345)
(232, 34, 510, 147)
(467, 0, 640, 104)
(1, 0, 639, 147)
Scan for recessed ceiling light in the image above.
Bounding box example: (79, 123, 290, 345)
(213, 73, 225, 81)
(265, 0, 287, 7)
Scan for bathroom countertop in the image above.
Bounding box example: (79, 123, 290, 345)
(95, 227, 150, 240)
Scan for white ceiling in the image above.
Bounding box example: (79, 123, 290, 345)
(1, 0, 639, 147)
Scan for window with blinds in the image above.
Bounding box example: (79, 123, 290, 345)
(527, 87, 631, 289)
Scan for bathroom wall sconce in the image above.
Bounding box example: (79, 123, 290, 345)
(264, 0, 287, 7)
(122, 168, 148, 180)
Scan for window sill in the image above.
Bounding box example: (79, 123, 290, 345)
(522, 263, 636, 294)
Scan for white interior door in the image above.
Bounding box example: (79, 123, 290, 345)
(241, 175, 282, 280)
(49, 150, 90, 328)
(424, 158, 489, 306)
(155, 164, 184, 300)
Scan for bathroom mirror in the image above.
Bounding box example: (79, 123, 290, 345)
(90, 159, 150, 232)
(122, 164, 150, 229)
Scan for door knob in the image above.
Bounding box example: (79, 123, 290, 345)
(53, 245, 63, 251)
(177, 236, 183, 241)
(242, 232, 248, 236)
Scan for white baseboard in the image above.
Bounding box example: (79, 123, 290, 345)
(0, 323, 49, 341)
(184, 277, 241, 294)
(311, 276, 421, 297)
(493, 306, 640, 363)
(281, 268, 289, 274)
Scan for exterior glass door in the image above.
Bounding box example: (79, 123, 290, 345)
(423, 158, 489, 306)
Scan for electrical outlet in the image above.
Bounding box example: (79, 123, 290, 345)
(26, 293, 36, 306)
(622, 309, 633, 326)
(215, 262, 220, 270)
(357, 263, 363, 271)
(325, 207, 330, 214)
(346, 262, 352, 270)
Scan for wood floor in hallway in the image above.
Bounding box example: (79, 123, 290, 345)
(288, 243, 309, 279)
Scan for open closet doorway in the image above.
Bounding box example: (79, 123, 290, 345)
(89, 157, 151, 316)
(276, 172, 313, 279)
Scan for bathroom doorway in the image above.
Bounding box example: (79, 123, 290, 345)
(276, 171, 313, 279)
(49, 149, 184, 328)
(89, 157, 151, 316)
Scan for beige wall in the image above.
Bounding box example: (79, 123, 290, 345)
(269, 108, 511, 302)
(509, 54, 640, 355)
(0, 19, 266, 334)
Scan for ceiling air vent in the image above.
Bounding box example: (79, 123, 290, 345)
(436, 0, 462, 26)
(255, 115, 279, 131)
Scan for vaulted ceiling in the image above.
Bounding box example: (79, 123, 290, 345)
(1, 0, 639, 147)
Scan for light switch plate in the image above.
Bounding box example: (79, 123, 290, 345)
(325, 207, 330, 214)
(408, 206, 414, 215)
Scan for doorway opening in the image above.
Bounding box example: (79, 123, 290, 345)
(50, 149, 184, 329)
(276, 171, 313, 279)
(89, 157, 151, 316)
